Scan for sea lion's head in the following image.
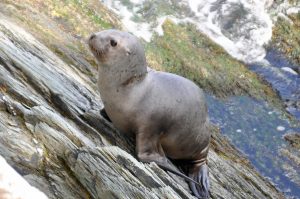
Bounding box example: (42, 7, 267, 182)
(88, 29, 147, 70)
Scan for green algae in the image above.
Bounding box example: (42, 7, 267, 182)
(146, 20, 280, 103)
(1, 0, 282, 106)
(272, 13, 300, 65)
(1, 0, 121, 72)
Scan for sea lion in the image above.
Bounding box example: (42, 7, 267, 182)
(88, 29, 211, 199)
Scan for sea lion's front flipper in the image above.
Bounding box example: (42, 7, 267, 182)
(188, 164, 209, 199)
(100, 108, 111, 122)
(136, 129, 169, 165)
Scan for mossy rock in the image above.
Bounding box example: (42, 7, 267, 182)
(2, 1, 282, 109)
(146, 20, 280, 104)
(1, 0, 122, 73)
(272, 14, 300, 65)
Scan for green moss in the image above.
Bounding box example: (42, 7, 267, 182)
(134, 0, 190, 23)
(69, 0, 112, 29)
(2, 0, 282, 106)
(39, 0, 117, 37)
(2, 0, 122, 73)
(272, 14, 300, 64)
(146, 20, 279, 103)
(288, 0, 298, 5)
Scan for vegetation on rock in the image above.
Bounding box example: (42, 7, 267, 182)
(1, 0, 282, 105)
(272, 13, 300, 65)
(147, 20, 281, 104)
(0, 0, 288, 198)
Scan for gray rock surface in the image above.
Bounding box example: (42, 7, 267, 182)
(281, 133, 300, 187)
(0, 15, 284, 199)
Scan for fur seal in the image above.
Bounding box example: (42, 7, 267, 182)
(88, 29, 211, 198)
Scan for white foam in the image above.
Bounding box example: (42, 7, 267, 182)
(101, 0, 295, 63)
(187, 0, 273, 63)
(276, 126, 286, 131)
(271, 0, 300, 21)
(102, 0, 152, 42)
(287, 7, 300, 15)
(281, 67, 298, 75)
(130, 0, 144, 4)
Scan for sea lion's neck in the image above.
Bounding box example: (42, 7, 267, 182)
(98, 63, 147, 93)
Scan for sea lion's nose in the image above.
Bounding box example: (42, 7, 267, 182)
(89, 33, 96, 41)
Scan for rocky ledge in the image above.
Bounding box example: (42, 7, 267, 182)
(0, 13, 284, 199)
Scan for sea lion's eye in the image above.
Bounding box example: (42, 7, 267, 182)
(110, 39, 117, 47)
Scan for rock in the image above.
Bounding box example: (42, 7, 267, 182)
(65, 146, 192, 199)
(0, 6, 284, 199)
(284, 132, 300, 150)
(281, 133, 300, 186)
(23, 174, 54, 199)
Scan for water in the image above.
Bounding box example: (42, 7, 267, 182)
(102, 0, 273, 63)
(207, 50, 300, 198)
(185, 0, 273, 63)
(207, 95, 300, 198)
(100, 0, 300, 197)
(250, 49, 300, 120)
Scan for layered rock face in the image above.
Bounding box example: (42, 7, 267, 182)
(0, 4, 284, 199)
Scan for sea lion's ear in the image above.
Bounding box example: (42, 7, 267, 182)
(126, 48, 132, 56)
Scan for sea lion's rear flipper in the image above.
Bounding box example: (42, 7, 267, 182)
(100, 108, 112, 122)
(188, 164, 209, 199)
